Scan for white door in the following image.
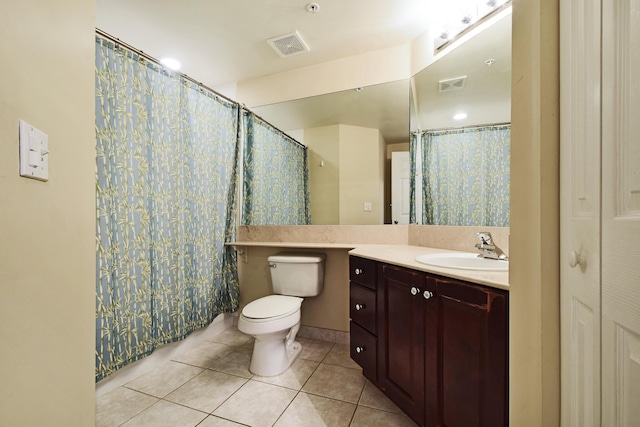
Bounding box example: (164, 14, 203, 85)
(601, 0, 640, 424)
(391, 151, 411, 225)
(560, 0, 602, 425)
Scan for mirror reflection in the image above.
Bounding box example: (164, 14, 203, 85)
(252, 11, 511, 227)
(253, 80, 410, 225)
(410, 13, 511, 226)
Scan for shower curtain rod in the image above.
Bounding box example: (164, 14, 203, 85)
(424, 121, 511, 133)
(95, 28, 238, 105)
(240, 109, 306, 149)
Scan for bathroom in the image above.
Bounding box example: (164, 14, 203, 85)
(3, 0, 637, 426)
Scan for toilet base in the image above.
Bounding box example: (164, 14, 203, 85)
(249, 323, 302, 377)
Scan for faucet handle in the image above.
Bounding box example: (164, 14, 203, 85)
(476, 231, 494, 245)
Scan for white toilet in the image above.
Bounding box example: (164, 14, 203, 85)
(238, 252, 326, 377)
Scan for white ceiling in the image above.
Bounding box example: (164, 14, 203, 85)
(96, 0, 432, 89)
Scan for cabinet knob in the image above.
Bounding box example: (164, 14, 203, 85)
(423, 290, 434, 300)
(410, 287, 420, 295)
(354, 303, 365, 311)
(354, 268, 363, 275)
(355, 346, 366, 353)
(568, 250, 587, 271)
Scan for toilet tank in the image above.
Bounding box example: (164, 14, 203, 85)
(268, 253, 326, 297)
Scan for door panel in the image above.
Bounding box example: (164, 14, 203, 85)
(601, 0, 640, 424)
(377, 264, 425, 424)
(560, 0, 602, 424)
(391, 151, 411, 224)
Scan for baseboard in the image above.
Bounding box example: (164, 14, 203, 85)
(298, 325, 350, 344)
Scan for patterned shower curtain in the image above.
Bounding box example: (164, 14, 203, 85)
(242, 112, 310, 225)
(409, 132, 420, 224)
(421, 125, 510, 226)
(95, 36, 240, 381)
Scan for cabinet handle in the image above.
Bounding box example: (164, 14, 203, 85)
(411, 287, 420, 295)
(423, 290, 434, 300)
(354, 303, 365, 311)
(354, 268, 363, 275)
(355, 346, 366, 353)
(568, 250, 587, 270)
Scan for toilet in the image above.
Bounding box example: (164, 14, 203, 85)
(238, 252, 326, 377)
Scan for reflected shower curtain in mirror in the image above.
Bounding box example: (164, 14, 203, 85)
(422, 125, 510, 226)
(242, 113, 310, 225)
(95, 36, 240, 381)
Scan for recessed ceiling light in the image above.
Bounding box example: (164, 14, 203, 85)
(453, 113, 468, 120)
(160, 58, 181, 71)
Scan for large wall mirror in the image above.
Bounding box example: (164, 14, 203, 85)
(253, 80, 410, 225)
(411, 12, 512, 226)
(253, 11, 511, 226)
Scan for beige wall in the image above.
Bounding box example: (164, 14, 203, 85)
(338, 125, 385, 224)
(236, 44, 413, 107)
(305, 124, 385, 225)
(305, 125, 340, 224)
(0, 0, 96, 425)
(510, 0, 560, 426)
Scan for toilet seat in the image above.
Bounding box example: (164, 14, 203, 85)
(241, 295, 303, 323)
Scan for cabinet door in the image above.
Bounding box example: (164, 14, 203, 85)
(434, 277, 508, 427)
(378, 263, 425, 424)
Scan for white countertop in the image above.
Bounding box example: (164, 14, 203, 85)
(227, 241, 509, 290)
(349, 245, 509, 291)
(226, 241, 361, 249)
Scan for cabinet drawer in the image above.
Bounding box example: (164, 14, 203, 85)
(350, 321, 377, 381)
(349, 256, 377, 290)
(350, 282, 377, 334)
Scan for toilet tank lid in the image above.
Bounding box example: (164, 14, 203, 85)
(242, 295, 303, 319)
(267, 253, 326, 263)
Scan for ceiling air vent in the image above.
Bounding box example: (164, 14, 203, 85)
(438, 76, 467, 92)
(267, 31, 310, 58)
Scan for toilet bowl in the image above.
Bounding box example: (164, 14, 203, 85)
(237, 253, 325, 377)
(238, 295, 303, 376)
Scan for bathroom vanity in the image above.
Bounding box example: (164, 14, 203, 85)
(349, 248, 508, 427)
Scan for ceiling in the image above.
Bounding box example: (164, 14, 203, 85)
(96, 0, 432, 89)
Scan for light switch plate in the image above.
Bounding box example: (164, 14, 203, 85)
(19, 120, 49, 181)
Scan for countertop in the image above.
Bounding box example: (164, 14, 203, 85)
(349, 245, 509, 291)
(227, 242, 509, 291)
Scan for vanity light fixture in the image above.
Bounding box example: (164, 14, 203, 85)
(160, 58, 181, 71)
(453, 113, 468, 120)
(434, 0, 512, 51)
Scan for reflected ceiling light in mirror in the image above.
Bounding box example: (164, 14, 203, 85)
(160, 58, 181, 71)
(453, 113, 468, 120)
(433, 0, 512, 51)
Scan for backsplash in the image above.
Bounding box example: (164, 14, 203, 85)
(408, 225, 510, 255)
(237, 224, 509, 255)
(238, 225, 409, 244)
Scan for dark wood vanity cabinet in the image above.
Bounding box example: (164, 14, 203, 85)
(349, 256, 508, 427)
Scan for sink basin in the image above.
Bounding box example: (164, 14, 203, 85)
(415, 252, 509, 272)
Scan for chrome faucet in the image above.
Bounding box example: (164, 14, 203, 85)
(475, 231, 508, 260)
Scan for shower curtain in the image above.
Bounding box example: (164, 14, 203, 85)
(242, 112, 310, 225)
(421, 125, 510, 226)
(95, 36, 240, 381)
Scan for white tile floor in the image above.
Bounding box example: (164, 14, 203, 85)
(96, 327, 418, 427)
